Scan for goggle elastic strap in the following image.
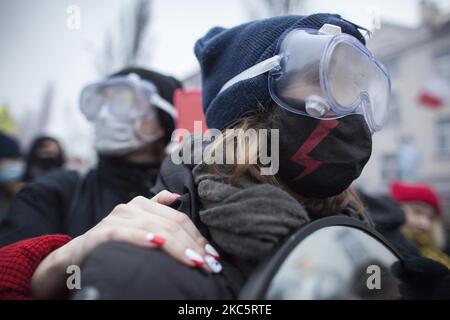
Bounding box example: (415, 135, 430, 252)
(219, 55, 281, 94)
(151, 94, 178, 120)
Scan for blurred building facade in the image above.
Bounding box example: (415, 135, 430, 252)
(359, 1, 450, 214)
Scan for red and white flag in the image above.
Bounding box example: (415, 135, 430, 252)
(418, 73, 449, 109)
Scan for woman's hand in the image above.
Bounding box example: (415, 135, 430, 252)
(80, 191, 221, 270)
(30, 191, 222, 299)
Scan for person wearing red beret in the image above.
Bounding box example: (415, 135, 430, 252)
(390, 180, 450, 269)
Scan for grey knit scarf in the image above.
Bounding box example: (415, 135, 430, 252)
(192, 162, 310, 262)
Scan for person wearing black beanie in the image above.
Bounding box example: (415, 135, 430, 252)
(0, 132, 25, 218)
(0, 132, 22, 160)
(0, 68, 182, 246)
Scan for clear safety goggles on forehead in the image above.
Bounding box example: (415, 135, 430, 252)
(80, 73, 177, 122)
(220, 24, 391, 133)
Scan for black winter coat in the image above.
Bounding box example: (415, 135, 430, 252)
(358, 190, 419, 258)
(0, 156, 160, 247)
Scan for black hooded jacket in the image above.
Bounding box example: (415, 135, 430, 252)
(358, 190, 419, 258)
(0, 156, 160, 247)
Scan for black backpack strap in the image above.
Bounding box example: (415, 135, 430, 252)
(151, 156, 209, 237)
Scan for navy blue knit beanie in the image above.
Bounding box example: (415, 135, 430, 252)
(0, 132, 21, 159)
(195, 13, 366, 130)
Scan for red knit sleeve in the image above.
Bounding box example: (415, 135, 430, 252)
(0, 235, 72, 300)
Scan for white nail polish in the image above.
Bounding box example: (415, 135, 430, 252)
(145, 232, 155, 241)
(185, 248, 204, 266)
(205, 244, 220, 259)
(145, 232, 165, 246)
(205, 255, 222, 273)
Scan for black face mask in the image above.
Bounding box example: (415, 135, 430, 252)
(276, 109, 372, 198)
(26, 157, 64, 180)
(32, 157, 63, 170)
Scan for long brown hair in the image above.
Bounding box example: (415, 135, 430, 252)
(206, 103, 366, 219)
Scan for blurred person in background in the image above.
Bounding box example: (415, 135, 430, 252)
(0, 67, 181, 247)
(390, 180, 450, 269)
(358, 189, 420, 258)
(0, 66, 226, 300)
(0, 133, 24, 218)
(23, 136, 65, 181)
(358, 183, 450, 299)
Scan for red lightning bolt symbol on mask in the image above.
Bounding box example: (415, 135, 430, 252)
(290, 120, 339, 180)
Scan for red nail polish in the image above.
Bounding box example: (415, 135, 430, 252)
(185, 248, 205, 267)
(192, 259, 205, 267)
(205, 244, 220, 260)
(146, 233, 165, 246)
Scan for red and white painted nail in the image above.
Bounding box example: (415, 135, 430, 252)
(205, 255, 223, 273)
(205, 244, 220, 260)
(145, 232, 166, 247)
(185, 248, 205, 267)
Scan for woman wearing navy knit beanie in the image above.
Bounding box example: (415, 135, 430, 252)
(185, 13, 382, 296)
(77, 13, 392, 299)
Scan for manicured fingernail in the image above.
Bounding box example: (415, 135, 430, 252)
(205, 244, 220, 259)
(145, 232, 165, 246)
(185, 248, 204, 267)
(170, 193, 181, 201)
(205, 255, 222, 273)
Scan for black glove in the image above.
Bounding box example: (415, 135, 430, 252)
(392, 257, 450, 299)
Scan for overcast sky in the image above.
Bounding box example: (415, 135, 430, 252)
(0, 0, 448, 157)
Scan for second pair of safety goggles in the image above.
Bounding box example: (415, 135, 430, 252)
(219, 24, 391, 133)
(80, 73, 177, 122)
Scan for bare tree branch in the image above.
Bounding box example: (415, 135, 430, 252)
(125, 0, 152, 65)
(96, 0, 153, 76)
